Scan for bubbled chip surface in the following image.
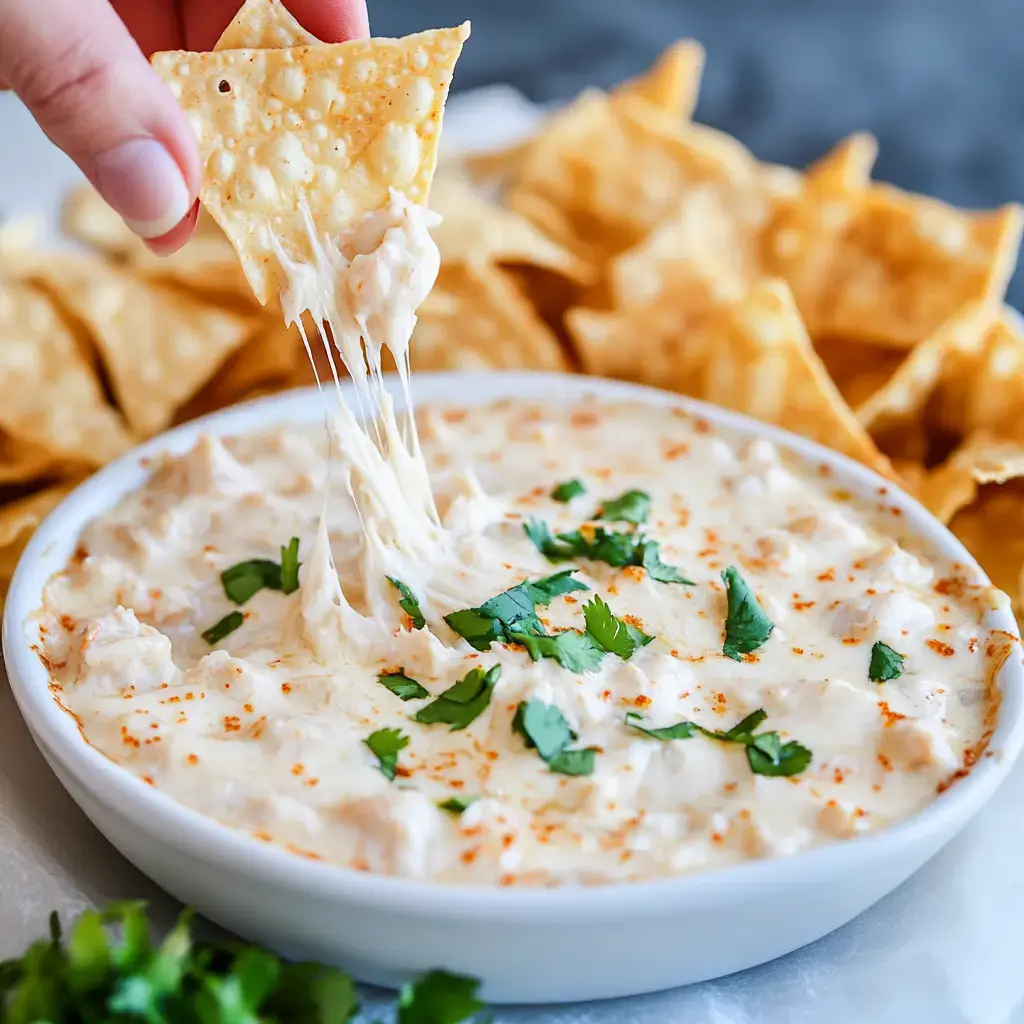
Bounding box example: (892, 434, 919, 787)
(152, 24, 471, 305)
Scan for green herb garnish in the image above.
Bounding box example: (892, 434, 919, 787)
(413, 665, 500, 731)
(523, 569, 590, 605)
(595, 489, 651, 524)
(583, 594, 653, 660)
(437, 794, 480, 815)
(397, 969, 486, 1024)
(387, 576, 426, 630)
(378, 669, 430, 701)
(221, 559, 281, 605)
(280, 536, 301, 595)
(512, 700, 597, 776)
(508, 628, 606, 673)
(365, 727, 409, 781)
(721, 566, 774, 661)
(869, 640, 905, 682)
(524, 519, 693, 583)
(0, 903, 487, 1024)
(625, 711, 698, 740)
(201, 610, 244, 646)
(550, 478, 586, 503)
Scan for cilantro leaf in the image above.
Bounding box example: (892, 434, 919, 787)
(595, 489, 651, 524)
(280, 537, 301, 595)
(413, 665, 500, 731)
(397, 969, 485, 1024)
(550, 478, 586, 503)
(438, 794, 480, 815)
(547, 748, 598, 776)
(378, 670, 429, 701)
(523, 569, 589, 605)
(508, 628, 606, 673)
(869, 640, 905, 682)
(476, 584, 540, 631)
(523, 518, 579, 560)
(625, 711, 698, 740)
(387, 576, 426, 630)
(221, 559, 282, 605)
(721, 566, 774, 661)
(582, 594, 653, 660)
(444, 608, 505, 651)
(718, 708, 769, 741)
(746, 733, 813, 777)
(365, 727, 409, 781)
(202, 611, 244, 646)
(641, 540, 694, 584)
(512, 700, 597, 776)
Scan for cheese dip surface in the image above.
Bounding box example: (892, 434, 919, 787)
(36, 399, 1008, 886)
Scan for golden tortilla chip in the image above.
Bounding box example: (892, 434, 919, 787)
(36, 260, 256, 437)
(428, 176, 592, 283)
(402, 263, 568, 372)
(700, 279, 893, 476)
(152, 25, 471, 306)
(0, 432, 77, 485)
(917, 435, 1024, 524)
(854, 302, 996, 434)
(814, 336, 907, 411)
(215, 0, 321, 50)
(0, 280, 131, 464)
(760, 133, 878, 334)
(614, 39, 705, 120)
(818, 185, 1023, 347)
(507, 90, 760, 265)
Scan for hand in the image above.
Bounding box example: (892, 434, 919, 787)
(0, 0, 370, 254)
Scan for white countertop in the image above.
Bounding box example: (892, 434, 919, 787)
(2, 86, 1024, 1024)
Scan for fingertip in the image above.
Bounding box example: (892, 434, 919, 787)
(143, 200, 200, 256)
(283, 0, 369, 43)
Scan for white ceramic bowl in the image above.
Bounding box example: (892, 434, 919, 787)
(5, 372, 1023, 1005)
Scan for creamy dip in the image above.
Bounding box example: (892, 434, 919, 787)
(36, 398, 1010, 886)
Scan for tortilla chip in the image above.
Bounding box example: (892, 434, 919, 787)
(818, 185, 1023, 347)
(700, 279, 893, 476)
(0, 280, 131, 464)
(761, 133, 878, 334)
(215, 0, 321, 50)
(854, 302, 996, 434)
(917, 435, 1024, 524)
(401, 263, 568, 372)
(615, 39, 705, 120)
(37, 260, 256, 437)
(152, 25, 471, 306)
(814, 337, 907, 411)
(507, 90, 760, 265)
(428, 177, 592, 283)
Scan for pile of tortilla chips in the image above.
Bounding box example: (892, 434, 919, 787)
(3, 18, 1024, 620)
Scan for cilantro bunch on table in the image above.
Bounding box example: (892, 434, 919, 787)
(0, 902, 486, 1023)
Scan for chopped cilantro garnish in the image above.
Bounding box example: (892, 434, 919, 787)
(512, 700, 597, 776)
(220, 559, 281, 605)
(437, 794, 480, 815)
(524, 518, 693, 583)
(625, 711, 698, 740)
(583, 594, 653, 660)
(364, 727, 409, 781)
(869, 640, 905, 682)
(413, 665, 499, 731)
(397, 969, 486, 1024)
(508, 628, 606, 673)
(624, 708, 811, 777)
(721, 566, 774, 661)
(445, 571, 588, 653)
(595, 489, 651, 525)
(378, 669, 429, 701)
(201, 610, 244, 646)
(0, 902, 489, 1024)
(280, 537, 300, 595)
(387, 576, 426, 630)
(550, 478, 586, 503)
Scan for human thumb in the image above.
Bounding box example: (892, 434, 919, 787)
(0, 0, 199, 246)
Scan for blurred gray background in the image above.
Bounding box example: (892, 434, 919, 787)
(373, 0, 1024, 307)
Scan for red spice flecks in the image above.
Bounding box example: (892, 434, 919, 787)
(877, 701, 905, 727)
(842, 637, 863, 646)
(792, 600, 815, 612)
(186, 754, 199, 765)
(817, 568, 836, 582)
(926, 639, 956, 657)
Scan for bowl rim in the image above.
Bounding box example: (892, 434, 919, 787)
(4, 370, 1022, 921)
